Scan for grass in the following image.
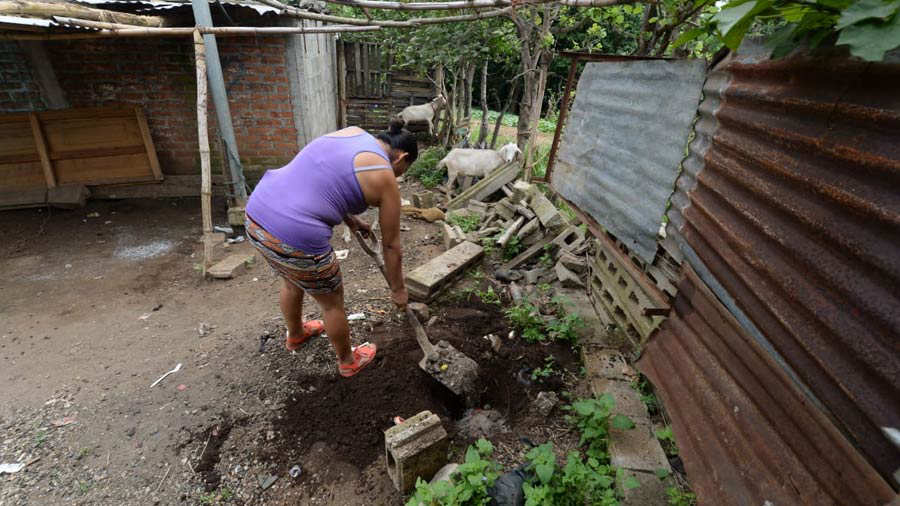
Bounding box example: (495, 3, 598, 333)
(471, 108, 557, 134)
(406, 146, 447, 188)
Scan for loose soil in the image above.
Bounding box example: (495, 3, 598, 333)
(0, 179, 583, 506)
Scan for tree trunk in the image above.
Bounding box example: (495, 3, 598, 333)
(490, 79, 518, 149)
(464, 61, 476, 123)
(477, 60, 489, 148)
(522, 55, 549, 181)
(433, 65, 445, 139)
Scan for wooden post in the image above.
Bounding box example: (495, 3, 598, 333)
(477, 60, 488, 147)
(194, 30, 214, 276)
(135, 106, 163, 181)
(337, 40, 347, 128)
(28, 113, 55, 188)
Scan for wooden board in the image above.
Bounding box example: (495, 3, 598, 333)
(0, 106, 162, 207)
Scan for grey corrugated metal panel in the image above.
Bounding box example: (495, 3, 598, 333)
(637, 266, 896, 506)
(70, 0, 285, 15)
(667, 40, 900, 482)
(0, 15, 54, 29)
(552, 59, 707, 264)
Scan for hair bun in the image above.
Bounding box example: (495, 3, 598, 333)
(388, 117, 405, 135)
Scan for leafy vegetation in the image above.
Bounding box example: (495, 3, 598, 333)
(407, 439, 501, 506)
(632, 374, 661, 417)
(530, 356, 556, 381)
(523, 444, 619, 506)
(501, 235, 526, 261)
(564, 395, 634, 460)
(504, 300, 547, 343)
(449, 213, 482, 233)
(666, 486, 697, 506)
(475, 286, 502, 306)
(407, 146, 448, 189)
(505, 296, 585, 344)
(471, 109, 557, 134)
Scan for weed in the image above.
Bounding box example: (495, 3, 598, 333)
(502, 235, 525, 261)
(449, 213, 481, 233)
(76, 480, 92, 494)
(407, 438, 500, 506)
(538, 244, 555, 268)
(632, 374, 660, 416)
(475, 286, 502, 306)
(655, 426, 679, 456)
(407, 146, 448, 189)
(77, 447, 92, 460)
(480, 237, 496, 255)
(564, 395, 633, 461)
(531, 356, 555, 381)
(505, 301, 545, 342)
(523, 444, 619, 506)
(666, 486, 697, 506)
(536, 283, 552, 294)
(199, 487, 234, 505)
(467, 268, 485, 281)
(34, 429, 48, 448)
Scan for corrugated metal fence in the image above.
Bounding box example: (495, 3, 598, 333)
(550, 42, 899, 505)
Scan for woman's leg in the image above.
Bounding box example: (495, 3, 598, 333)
(280, 278, 304, 340)
(310, 285, 353, 364)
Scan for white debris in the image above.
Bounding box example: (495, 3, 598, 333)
(347, 313, 366, 321)
(335, 249, 350, 260)
(0, 463, 25, 474)
(149, 363, 182, 388)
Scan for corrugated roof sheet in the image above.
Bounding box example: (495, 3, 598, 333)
(552, 59, 707, 263)
(638, 266, 895, 505)
(69, 0, 284, 15)
(666, 40, 900, 485)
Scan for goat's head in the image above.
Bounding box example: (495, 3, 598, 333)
(431, 95, 448, 110)
(498, 143, 523, 163)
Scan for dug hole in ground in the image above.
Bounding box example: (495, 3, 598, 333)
(0, 175, 680, 505)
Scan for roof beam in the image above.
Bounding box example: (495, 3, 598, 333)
(0, 0, 169, 27)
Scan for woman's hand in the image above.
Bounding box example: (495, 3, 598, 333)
(391, 287, 408, 310)
(346, 216, 373, 239)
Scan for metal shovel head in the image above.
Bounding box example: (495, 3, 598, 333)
(418, 339, 479, 400)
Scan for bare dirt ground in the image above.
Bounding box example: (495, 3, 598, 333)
(0, 180, 583, 505)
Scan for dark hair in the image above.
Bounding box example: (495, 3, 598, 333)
(376, 118, 418, 164)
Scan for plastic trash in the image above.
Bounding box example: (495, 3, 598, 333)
(0, 463, 25, 474)
(487, 467, 528, 506)
(289, 465, 302, 478)
(347, 313, 366, 321)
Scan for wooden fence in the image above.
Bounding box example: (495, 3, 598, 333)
(336, 40, 436, 132)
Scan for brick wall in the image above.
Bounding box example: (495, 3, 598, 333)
(38, 37, 298, 175)
(0, 41, 45, 112)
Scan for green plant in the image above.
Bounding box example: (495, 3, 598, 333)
(475, 286, 502, 306)
(531, 356, 556, 380)
(407, 439, 501, 506)
(538, 244, 555, 268)
(449, 213, 482, 233)
(502, 235, 525, 261)
(34, 429, 48, 448)
(522, 443, 619, 506)
(632, 375, 661, 416)
(467, 268, 485, 281)
(505, 300, 546, 342)
(655, 426, 679, 457)
(480, 237, 496, 255)
(407, 146, 448, 189)
(564, 395, 634, 460)
(666, 486, 697, 506)
(199, 488, 234, 505)
(76, 480, 92, 494)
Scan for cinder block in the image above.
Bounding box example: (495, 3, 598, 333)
(406, 241, 484, 301)
(610, 420, 671, 473)
(385, 410, 449, 493)
(529, 191, 562, 229)
(413, 191, 436, 209)
(207, 252, 254, 279)
(47, 184, 89, 209)
(227, 205, 246, 227)
(617, 468, 672, 506)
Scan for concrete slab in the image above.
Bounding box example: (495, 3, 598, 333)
(555, 260, 585, 289)
(603, 380, 649, 420)
(610, 420, 671, 473)
(384, 410, 449, 493)
(47, 184, 89, 209)
(406, 241, 484, 301)
(617, 469, 673, 506)
(208, 253, 254, 279)
(530, 191, 563, 229)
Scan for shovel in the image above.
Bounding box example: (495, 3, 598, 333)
(354, 231, 479, 403)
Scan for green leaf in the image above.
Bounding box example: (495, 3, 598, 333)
(655, 468, 671, 479)
(672, 27, 707, 48)
(536, 462, 554, 484)
(624, 475, 641, 490)
(611, 414, 636, 430)
(837, 12, 900, 60)
(713, 0, 774, 49)
(837, 0, 900, 29)
(465, 445, 480, 464)
(475, 438, 494, 456)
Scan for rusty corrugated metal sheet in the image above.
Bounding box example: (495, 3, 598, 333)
(638, 266, 895, 505)
(552, 59, 706, 263)
(666, 41, 900, 487)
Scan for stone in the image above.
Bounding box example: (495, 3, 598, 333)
(494, 200, 515, 220)
(601, 380, 650, 420)
(406, 241, 484, 301)
(227, 205, 246, 227)
(413, 191, 436, 209)
(554, 260, 585, 289)
(533, 391, 559, 416)
(467, 200, 488, 215)
(47, 184, 89, 209)
(442, 223, 465, 251)
(609, 420, 671, 473)
(617, 469, 672, 506)
(476, 226, 501, 239)
(429, 463, 459, 484)
(511, 180, 535, 202)
(523, 267, 548, 285)
(457, 409, 508, 439)
(208, 253, 254, 279)
(385, 411, 449, 493)
(529, 191, 563, 229)
(558, 250, 587, 274)
(409, 302, 430, 323)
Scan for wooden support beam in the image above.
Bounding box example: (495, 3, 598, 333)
(194, 29, 214, 275)
(28, 112, 55, 188)
(135, 106, 163, 181)
(0, 0, 167, 26)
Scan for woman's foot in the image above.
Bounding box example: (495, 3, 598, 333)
(285, 320, 326, 351)
(338, 342, 377, 377)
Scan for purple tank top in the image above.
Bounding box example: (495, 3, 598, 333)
(246, 132, 389, 255)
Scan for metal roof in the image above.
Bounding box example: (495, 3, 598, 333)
(638, 266, 896, 505)
(665, 39, 900, 489)
(552, 59, 707, 264)
(69, 0, 285, 16)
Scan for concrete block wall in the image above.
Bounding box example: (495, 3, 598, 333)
(0, 41, 45, 112)
(0, 37, 300, 175)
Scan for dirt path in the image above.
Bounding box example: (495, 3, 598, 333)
(0, 181, 580, 505)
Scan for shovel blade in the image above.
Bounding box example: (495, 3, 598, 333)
(419, 340, 479, 404)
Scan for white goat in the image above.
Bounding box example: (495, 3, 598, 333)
(397, 95, 447, 135)
(437, 143, 522, 196)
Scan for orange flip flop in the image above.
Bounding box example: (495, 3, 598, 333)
(339, 342, 377, 377)
(285, 320, 326, 351)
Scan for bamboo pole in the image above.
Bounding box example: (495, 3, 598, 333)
(317, 0, 627, 9)
(254, 0, 516, 27)
(194, 29, 214, 276)
(0, 0, 167, 26)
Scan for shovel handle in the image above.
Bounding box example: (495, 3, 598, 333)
(354, 230, 436, 358)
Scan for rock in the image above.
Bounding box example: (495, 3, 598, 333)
(487, 334, 502, 353)
(429, 463, 459, 484)
(457, 409, 508, 439)
(533, 391, 559, 417)
(523, 267, 548, 285)
(529, 191, 563, 230)
(511, 180, 535, 202)
(413, 191, 436, 209)
(558, 250, 587, 274)
(426, 316, 439, 328)
(197, 322, 213, 337)
(409, 302, 430, 323)
(554, 261, 585, 289)
(442, 223, 466, 251)
(406, 241, 484, 301)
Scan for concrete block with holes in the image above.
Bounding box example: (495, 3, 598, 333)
(384, 410, 449, 493)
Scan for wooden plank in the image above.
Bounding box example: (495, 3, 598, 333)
(54, 153, 152, 185)
(29, 113, 56, 188)
(49, 145, 145, 161)
(134, 107, 163, 181)
(0, 119, 37, 158)
(0, 161, 46, 190)
(208, 253, 254, 279)
(354, 42, 362, 97)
